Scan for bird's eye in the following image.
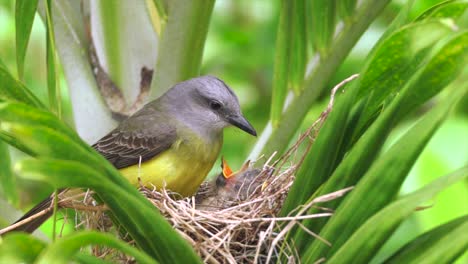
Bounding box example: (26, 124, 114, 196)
(209, 100, 222, 110)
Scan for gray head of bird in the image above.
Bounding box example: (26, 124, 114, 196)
(160, 75, 257, 137)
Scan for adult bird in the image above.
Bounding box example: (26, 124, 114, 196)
(1, 75, 256, 235)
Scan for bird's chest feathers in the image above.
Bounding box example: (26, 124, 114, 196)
(121, 130, 222, 196)
(174, 133, 222, 163)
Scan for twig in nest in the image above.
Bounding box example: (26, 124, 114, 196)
(274, 73, 359, 171)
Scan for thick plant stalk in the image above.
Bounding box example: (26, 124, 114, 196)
(151, 0, 215, 97)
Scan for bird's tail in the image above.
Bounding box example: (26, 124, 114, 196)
(0, 196, 54, 236)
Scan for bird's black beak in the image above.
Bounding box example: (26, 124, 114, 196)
(227, 115, 257, 136)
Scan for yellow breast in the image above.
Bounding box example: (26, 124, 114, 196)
(119, 133, 222, 196)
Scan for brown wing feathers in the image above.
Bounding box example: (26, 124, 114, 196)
(92, 123, 177, 169)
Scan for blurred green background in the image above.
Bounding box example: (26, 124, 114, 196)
(0, 0, 466, 258)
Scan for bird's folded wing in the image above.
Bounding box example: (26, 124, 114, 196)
(92, 115, 177, 169)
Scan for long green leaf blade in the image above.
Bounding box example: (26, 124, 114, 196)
(383, 215, 468, 264)
(0, 233, 45, 263)
(0, 102, 86, 148)
(280, 78, 359, 216)
(270, 0, 295, 127)
(355, 21, 455, 131)
(281, 19, 455, 219)
(37, 231, 157, 264)
(0, 63, 44, 108)
(44, 0, 60, 117)
(338, 0, 357, 21)
(291, 0, 307, 94)
(309, 0, 336, 56)
(151, 0, 167, 25)
(326, 165, 468, 263)
(396, 31, 468, 118)
(15, 158, 201, 263)
(0, 141, 16, 205)
(320, 29, 468, 208)
(94, 0, 122, 88)
(151, 0, 215, 97)
(15, 0, 40, 80)
(301, 86, 467, 262)
(416, 0, 468, 21)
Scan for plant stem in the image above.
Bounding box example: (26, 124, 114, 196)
(151, 0, 215, 97)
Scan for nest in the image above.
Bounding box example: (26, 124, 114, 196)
(74, 165, 352, 263)
(72, 75, 358, 263)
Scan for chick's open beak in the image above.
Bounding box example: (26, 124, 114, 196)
(227, 115, 257, 136)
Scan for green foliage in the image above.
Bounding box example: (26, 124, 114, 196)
(0, 232, 157, 264)
(309, 0, 336, 56)
(254, 0, 392, 158)
(44, 0, 60, 117)
(15, 0, 39, 80)
(327, 166, 468, 263)
(0, 141, 16, 205)
(300, 88, 467, 261)
(271, 0, 307, 126)
(151, 0, 215, 97)
(0, 233, 45, 263)
(0, 62, 44, 108)
(384, 215, 468, 263)
(415, 0, 468, 21)
(35, 231, 157, 264)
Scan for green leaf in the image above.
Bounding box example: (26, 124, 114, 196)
(15, 158, 201, 263)
(279, 79, 360, 216)
(0, 101, 127, 187)
(15, 0, 40, 80)
(292, 25, 468, 245)
(0, 233, 45, 263)
(0, 141, 17, 205)
(396, 31, 468, 118)
(269, 0, 308, 126)
(0, 102, 87, 148)
(250, 0, 391, 160)
(355, 20, 455, 129)
(0, 122, 94, 163)
(270, 0, 294, 127)
(309, 0, 336, 56)
(338, 0, 357, 21)
(291, 0, 307, 94)
(44, 0, 60, 117)
(326, 165, 468, 263)
(151, 0, 167, 25)
(415, 0, 468, 22)
(378, 0, 416, 41)
(36, 231, 158, 264)
(151, 0, 215, 97)
(300, 87, 466, 262)
(0, 64, 44, 108)
(95, 0, 122, 88)
(383, 215, 468, 264)
(281, 19, 457, 219)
